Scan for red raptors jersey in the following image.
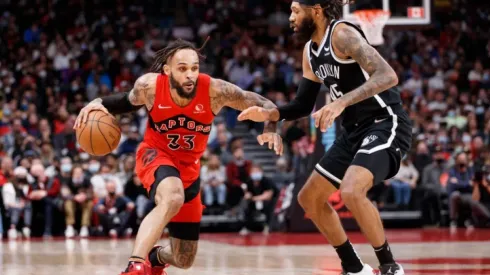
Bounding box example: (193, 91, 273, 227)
(143, 73, 214, 165)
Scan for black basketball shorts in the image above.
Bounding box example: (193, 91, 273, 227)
(314, 109, 412, 188)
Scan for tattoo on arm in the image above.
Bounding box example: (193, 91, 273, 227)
(211, 79, 277, 114)
(157, 238, 198, 269)
(128, 74, 156, 110)
(333, 25, 398, 107)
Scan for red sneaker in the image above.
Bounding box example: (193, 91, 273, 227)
(120, 261, 152, 275)
(146, 246, 169, 275)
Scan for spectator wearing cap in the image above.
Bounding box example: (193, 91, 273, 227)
(2, 167, 32, 239)
(420, 147, 447, 226)
(29, 163, 61, 237)
(63, 165, 94, 238)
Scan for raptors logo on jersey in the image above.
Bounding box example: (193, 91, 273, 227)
(136, 73, 215, 188)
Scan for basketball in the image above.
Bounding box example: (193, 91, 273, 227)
(76, 110, 121, 156)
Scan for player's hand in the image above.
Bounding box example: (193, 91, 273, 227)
(257, 132, 283, 156)
(312, 101, 346, 132)
(74, 98, 110, 129)
(238, 106, 271, 122)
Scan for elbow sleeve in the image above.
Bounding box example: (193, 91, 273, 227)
(101, 92, 143, 114)
(277, 77, 321, 121)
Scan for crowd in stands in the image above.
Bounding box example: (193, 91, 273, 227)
(0, 0, 489, 239)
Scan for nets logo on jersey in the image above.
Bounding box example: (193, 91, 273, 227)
(149, 114, 212, 135)
(361, 135, 378, 147)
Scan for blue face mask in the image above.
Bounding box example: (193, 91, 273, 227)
(88, 163, 100, 173)
(251, 172, 263, 181)
(61, 163, 72, 173)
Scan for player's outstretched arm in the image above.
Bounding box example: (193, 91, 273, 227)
(74, 73, 158, 129)
(209, 78, 277, 114)
(209, 78, 283, 155)
(332, 23, 399, 108)
(237, 45, 322, 123)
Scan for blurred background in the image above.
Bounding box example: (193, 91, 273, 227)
(0, 0, 489, 240)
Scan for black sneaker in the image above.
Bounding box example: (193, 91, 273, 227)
(378, 263, 404, 275)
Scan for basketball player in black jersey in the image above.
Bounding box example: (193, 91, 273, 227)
(239, 0, 411, 274)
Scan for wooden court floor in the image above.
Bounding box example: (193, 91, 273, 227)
(1, 229, 490, 275)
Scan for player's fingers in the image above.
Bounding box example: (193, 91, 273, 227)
(321, 110, 332, 132)
(82, 108, 91, 125)
(312, 111, 320, 128)
(238, 107, 255, 121)
(257, 134, 265, 146)
(274, 134, 280, 155)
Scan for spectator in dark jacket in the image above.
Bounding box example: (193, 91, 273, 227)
(96, 179, 135, 238)
(29, 163, 61, 237)
(63, 165, 93, 238)
(239, 164, 275, 235)
(124, 173, 151, 224)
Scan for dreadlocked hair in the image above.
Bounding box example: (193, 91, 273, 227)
(321, 0, 354, 20)
(150, 37, 210, 73)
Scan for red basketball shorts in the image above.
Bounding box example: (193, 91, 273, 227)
(135, 142, 203, 226)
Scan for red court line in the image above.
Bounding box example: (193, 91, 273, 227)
(323, 268, 490, 275)
(398, 258, 490, 265)
(201, 229, 490, 246)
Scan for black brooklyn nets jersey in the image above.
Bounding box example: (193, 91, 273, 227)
(307, 20, 402, 130)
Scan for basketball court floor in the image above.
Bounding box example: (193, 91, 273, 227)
(1, 229, 489, 275)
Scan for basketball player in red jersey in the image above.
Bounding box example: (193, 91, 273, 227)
(73, 39, 283, 275)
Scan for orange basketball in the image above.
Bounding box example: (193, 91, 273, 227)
(76, 110, 121, 156)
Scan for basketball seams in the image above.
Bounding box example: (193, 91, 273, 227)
(90, 115, 95, 155)
(96, 117, 113, 154)
(77, 111, 122, 156)
(86, 119, 121, 133)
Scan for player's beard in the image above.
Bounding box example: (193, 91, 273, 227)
(170, 73, 197, 99)
(294, 15, 317, 43)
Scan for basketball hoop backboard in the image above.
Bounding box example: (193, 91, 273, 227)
(343, 0, 431, 25)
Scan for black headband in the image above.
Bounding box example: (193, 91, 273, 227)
(294, 0, 324, 5)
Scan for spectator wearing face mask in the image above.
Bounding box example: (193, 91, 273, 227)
(420, 147, 446, 226)
(2, 167, 32, 239)
(95, 179, 134, 238)
(226, 147, 252, 208)
(59, 156, 73, 185)
(29, 163, 61, 238)
(239, 164, 275, 235)
(447, 152, 475, 229)
(63, 165, 93, 238)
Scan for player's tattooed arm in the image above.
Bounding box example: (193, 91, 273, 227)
(157, 238, 198, 269)
(210, 78, 283, 155)
(332, 23, 399, 107)
(209, 78, 277, 114)
(128, 73, 158, 110)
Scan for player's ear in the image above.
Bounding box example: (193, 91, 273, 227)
(163, 64, 170, 76)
